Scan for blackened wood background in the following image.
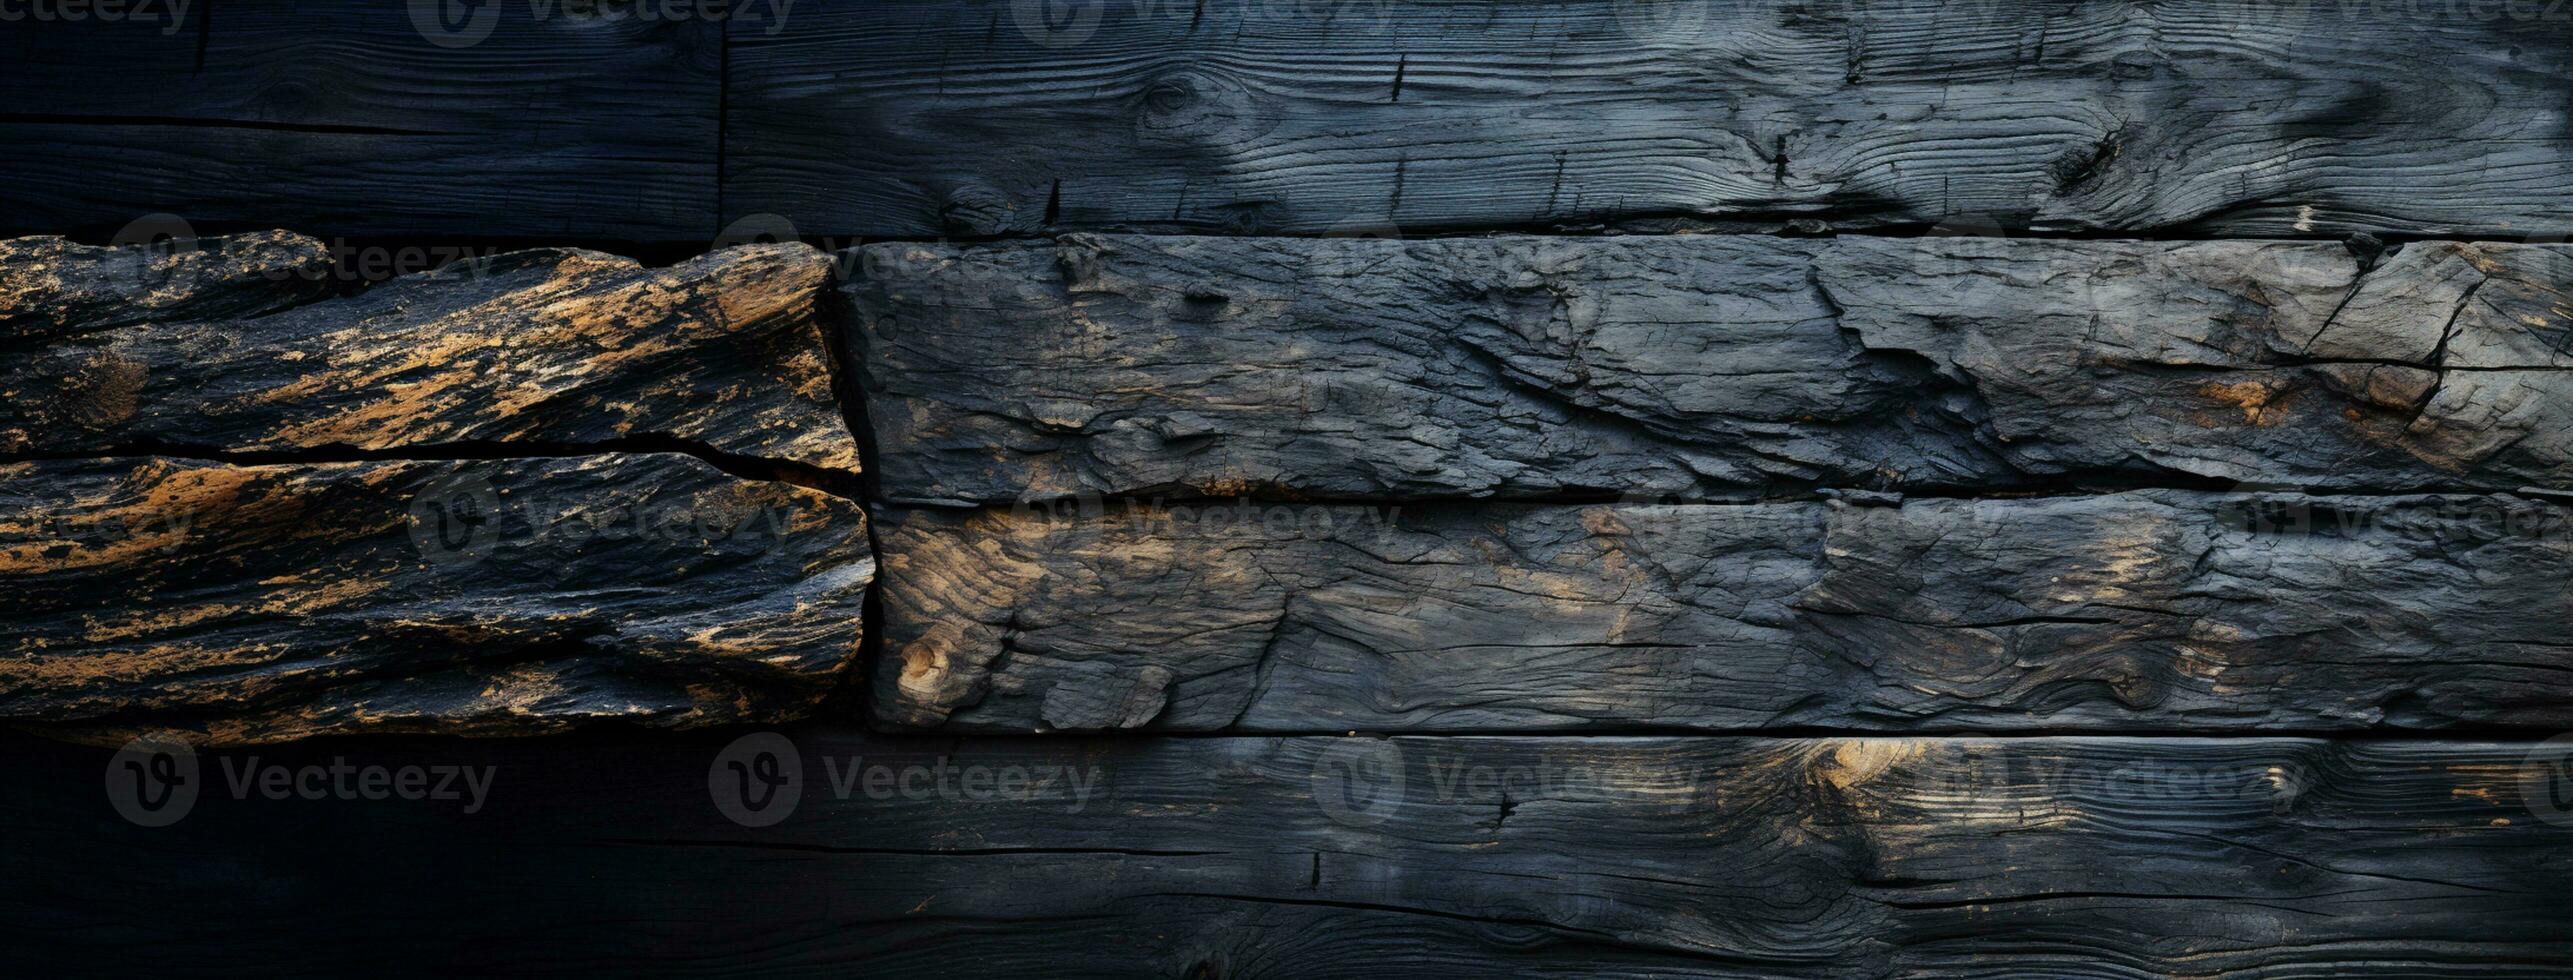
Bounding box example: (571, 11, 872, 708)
(9, 728, 2573, 976)
(7, 0, 2573, 976)
(10, 0, 2573, 242)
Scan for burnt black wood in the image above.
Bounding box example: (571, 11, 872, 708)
(848, 234, 2573, 505)
(5, 728, 2572, 976)
(6, 2, 2573, 970)
(0, 454, 874, 743)
(0, 232, 874, 743)
(2, 232, 862, 475)
(0, 1, 721, 241)
(731, 0, 2573, 238)
(871, 493, 2573, 734)
(9, 2, 2573, 242)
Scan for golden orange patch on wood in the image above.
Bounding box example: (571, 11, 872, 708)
(1820, 739, 1926, 791)
(2199, 379, 2288, 425)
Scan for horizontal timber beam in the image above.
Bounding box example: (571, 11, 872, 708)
(6, 729, 2572, 976)
(872, 491, 2573, 734)
(732, 0, 2573, 238)
(849, 234, 2573, 504)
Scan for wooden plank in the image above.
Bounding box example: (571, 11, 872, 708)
(5, 729, 2570, 975)
(2, 233, 860, 476)
(872, 491, 2573, 732)
(848, 234, 2573, 504)
(0, 1, 721, 241)
(731, 0, 2573, 237)
(0, 454, 872, 743)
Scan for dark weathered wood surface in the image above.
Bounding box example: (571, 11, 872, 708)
(734, 0, 2573, 237)
(7, 0, 2572, 967)
(0, 454, 872, 744)
(874, 492, 2573, 733)
(16, 1, 2573, 242)
(850, 234, 2573, 504)
(7, 729, 2570, 976)
(0, 2, 720, 240)
(0, 230, 333, 340)
(3, 234, 861, 476)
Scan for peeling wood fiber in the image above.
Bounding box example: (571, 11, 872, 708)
(0, 233, 872, 743)
(5, 232, 861, 476)
(0, 454, 873, 744)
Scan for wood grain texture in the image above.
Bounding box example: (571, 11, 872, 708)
(2, 234, 861, 475)
(15, 0, 2573, 241)
(6, 729, 2570, 976)
(0, 454, 872, 744)
(732, 0, 2573, 237)
(0, 1, 720, 240)
(849, 234, 2573, 504)
(873, 491, 2573, 733)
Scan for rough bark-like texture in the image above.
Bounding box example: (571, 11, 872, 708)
(874, 492, 2573, 733)
(0, 231, 873, 742)
(734, 0, 2573, 237)
(0, 4, 720, 240)
(3, 234, 860, 477)
(850, 234, 2573, 503)
(8, 729, 2569, 976)
(0, 230, 333, 341)
(0, 454, 872, 744)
